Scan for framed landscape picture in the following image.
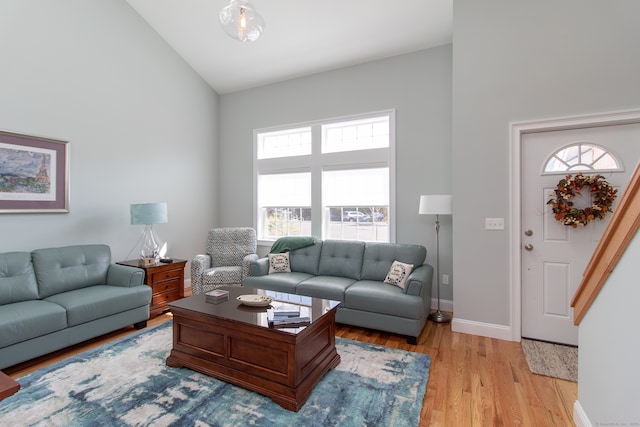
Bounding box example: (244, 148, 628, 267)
(0, 130, 69, 213)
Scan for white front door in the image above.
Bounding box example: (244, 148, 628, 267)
(521, 123, 639, 345)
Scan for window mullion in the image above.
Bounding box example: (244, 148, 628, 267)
(310, 124, 323, 238)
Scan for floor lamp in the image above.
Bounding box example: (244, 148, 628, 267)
(419, 195, 452, 323)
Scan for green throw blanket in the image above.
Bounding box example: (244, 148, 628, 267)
(269, 236, 318, 254)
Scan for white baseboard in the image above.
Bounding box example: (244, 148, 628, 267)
(185, 278, 191, 290)
(573, 401, 591, 427)
(431, 298, 453, 313)
(451, 317, 513, 341)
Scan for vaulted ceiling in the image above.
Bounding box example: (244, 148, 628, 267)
(126, 0, 453, 94)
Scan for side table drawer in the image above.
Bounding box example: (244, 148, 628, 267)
(152, 269, 181, 283)
(152, 289, 182, 308)
(152, 279, 180, 294)
(116, 259, 186, 317)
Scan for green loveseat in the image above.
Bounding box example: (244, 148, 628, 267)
(0, 244, 151, 370)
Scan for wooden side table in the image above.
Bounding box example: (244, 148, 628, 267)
(0, 371, 20, 401)
(117, 259, 187, 317)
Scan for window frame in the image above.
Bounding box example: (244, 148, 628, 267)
(253, 110, 396, 246)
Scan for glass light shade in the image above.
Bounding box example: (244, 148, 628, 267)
(419, 195, 452, 215)
(219, 0, 264, 42)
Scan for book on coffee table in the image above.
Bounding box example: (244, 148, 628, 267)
(272, 310, 301, 318)
(205, 289, 229, 304)
(269, 316, 310, 329)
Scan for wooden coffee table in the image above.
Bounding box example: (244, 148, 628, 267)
(0, 371, 20, 401)
(165, 287, 341, 412)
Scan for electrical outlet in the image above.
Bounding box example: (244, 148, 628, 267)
(485, 218, 505, 230)
(442, 274, 449, 285)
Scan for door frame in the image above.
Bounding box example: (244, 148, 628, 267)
(509, 108, 640, 342)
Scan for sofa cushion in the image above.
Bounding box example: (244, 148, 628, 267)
(290, 242, 323, 275)
(0, 300, 67, 347)
(296, 276, 356, 302)
(44, 285, 151, 327)
(360, 242, 426, 282)
(32, 245, 111, 299)
(0, 252, 39, 305)
(344, 281, 424, 320)
(317, 240, 365, 280)
(203, 266, 242, 286)
(243, 272, 314, 294)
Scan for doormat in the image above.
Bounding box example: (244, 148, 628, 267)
(521, 338, 578, 382)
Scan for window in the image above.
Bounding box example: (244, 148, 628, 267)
(257, 172, 311, 240)
(257, 127, 311, 159)
(322, 116, 390, 153)
(323, 168, 389, 241)
(543, 143, 623, 174)
(255, 111, 394, 243)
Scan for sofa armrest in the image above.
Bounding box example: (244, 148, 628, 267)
(248, 257, 269, 277)
(106, 264, 145, 287)
(404, 264, 434, 299)
(242, 253, 259, 279)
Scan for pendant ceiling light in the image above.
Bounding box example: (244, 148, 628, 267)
(219, 0, 264, 42)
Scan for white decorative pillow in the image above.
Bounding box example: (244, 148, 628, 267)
(384, 260, 414, 290)
(268, 252, 291, 274)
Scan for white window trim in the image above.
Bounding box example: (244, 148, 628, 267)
(253, 110, 396, 246)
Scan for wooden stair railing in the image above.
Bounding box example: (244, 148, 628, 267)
(572, 161, 640, 325)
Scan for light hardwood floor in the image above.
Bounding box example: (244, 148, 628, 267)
(5, 312, 577, 426)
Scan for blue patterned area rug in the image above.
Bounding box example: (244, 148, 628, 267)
(1, 321, 430, 426)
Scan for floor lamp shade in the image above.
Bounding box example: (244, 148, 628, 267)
(419, 194, 452, 323)
(130, 203, 168, 265)
(419, 195, 452, 215)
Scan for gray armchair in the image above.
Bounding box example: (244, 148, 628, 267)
(191, 227, 258, 294)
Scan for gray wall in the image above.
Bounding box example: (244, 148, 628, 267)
(579, 231, 640, 425)
(0, 0, 218, 270)
(452, 0, 640, 327)
(453, 3, 640, 422)
(219, 46, 453, 301)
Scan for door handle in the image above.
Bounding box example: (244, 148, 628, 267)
(524, 244, 533, 251)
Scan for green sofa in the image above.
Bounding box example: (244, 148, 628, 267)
(0, 244, 152, 370)
(243, 240, 433, 344)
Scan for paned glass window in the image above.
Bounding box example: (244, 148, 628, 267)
(257, 127, 312, 159)
(544, 143, 623, 174)
(255, 111, 395, 243)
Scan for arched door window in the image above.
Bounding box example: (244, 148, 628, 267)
(543, 143, 623, 174)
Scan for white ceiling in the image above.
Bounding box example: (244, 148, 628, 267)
(126, 0, 453, 94)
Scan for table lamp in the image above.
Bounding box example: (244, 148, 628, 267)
(130, 202, 168, 266)
(419, 195, 452, 323)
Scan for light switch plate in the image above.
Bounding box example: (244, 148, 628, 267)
(485, 218, 505, 230)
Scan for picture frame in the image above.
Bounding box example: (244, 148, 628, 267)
(0, 130, 69, 213)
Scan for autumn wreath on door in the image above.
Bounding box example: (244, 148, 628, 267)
(547, 172, 618, 228)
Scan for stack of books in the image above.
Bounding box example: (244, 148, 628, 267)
(269, 309, 310, 328)
(205, 289, 229, 304)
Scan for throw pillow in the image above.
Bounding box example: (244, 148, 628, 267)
(268, 252, 291, 274)
(384, 260, 414, 290)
